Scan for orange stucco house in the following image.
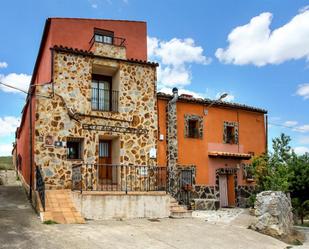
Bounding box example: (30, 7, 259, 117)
(14, 18, 267, 218)
(157, 89, 267, 208)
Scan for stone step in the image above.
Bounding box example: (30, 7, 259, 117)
(170, 210, 193, 218)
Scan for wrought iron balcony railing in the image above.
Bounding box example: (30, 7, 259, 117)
(91, 88, 119, 112)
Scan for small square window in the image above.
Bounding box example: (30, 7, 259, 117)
(188, 119, 199, 138)
(67, 138, 83, 160)
(226, 126, 235, 144)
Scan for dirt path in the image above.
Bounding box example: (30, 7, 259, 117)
(0, 172, 290, 249)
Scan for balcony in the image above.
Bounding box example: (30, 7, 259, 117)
(89, 34, 127, 59)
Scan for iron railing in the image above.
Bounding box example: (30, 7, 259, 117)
(72, 164, 167, 193)
(89, 35, 126, 48)
(35, 166, 45, 211)
(91, 88, 118, 112)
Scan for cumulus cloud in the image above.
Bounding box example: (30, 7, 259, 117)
(215, 9, 309, 66)
(0, 73, 31, 93)
(0, 116, 20, 137)
(0, 61, 8, 68)
(148, 36, 211, 87)
(0, 144, 13, 156)
(294, 146, 309, 155)
(296, 83, 309, 99)
(295, 124, 309, 133)
(284, 120, 298, 127)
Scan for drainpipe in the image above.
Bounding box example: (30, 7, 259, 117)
(265, 114, 268, 154)
(167, 87, 179, 197)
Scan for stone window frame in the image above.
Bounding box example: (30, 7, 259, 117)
(184, 114, 203, 139)
(66, 137, 84, 161)
(223, 121, 239, 144)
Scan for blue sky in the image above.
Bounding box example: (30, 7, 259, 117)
(0, 0, 309, 156)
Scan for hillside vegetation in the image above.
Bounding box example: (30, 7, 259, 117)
(0, 156, 14, 170)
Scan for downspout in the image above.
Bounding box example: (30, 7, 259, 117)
(265, 114, 268, 154)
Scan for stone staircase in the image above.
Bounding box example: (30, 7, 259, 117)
(39, 190, 85, 224)
(169, 196, 192, 218)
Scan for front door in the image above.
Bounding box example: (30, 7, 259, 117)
(98, 140, 112, 183)
(219, 175, 228, 207)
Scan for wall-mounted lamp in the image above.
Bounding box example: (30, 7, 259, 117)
(204, 92, 229, 115)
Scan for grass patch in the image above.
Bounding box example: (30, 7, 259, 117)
(0, 156, 13, 170)
(43, 220, 58, 225)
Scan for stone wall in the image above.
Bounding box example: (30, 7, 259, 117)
(166, 96, 179, 197)
(93, 42, 126, 59)
(34, 50, 157, 189)
(237, 185, 256, 208)
(252, 191, 293, 237)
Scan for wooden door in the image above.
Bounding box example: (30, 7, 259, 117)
(227, 174, 236, 207)
(98, 140, 112, 183)
(219, 175, 228, 207)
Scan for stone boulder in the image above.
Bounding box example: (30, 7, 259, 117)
(252, 191, 293, 237)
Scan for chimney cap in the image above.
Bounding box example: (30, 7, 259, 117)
(172, 87, 178, 94)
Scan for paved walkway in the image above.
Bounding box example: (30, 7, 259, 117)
(0, 171, 295, 249)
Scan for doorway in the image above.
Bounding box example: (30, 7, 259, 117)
(219, 174, 236, 207)
(98, 140, 112, 183)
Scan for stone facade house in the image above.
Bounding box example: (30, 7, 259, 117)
(15, 18, 267, 222)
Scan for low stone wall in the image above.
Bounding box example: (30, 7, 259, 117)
(237, 185, 256, 208)
(71, 191, 171, 219)
(252, 191, 293, 237)
(192, 199, 219, 210)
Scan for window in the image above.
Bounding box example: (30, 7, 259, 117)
(188, 120, 199, 138)
(91, 75, 114, 111)
(226, 126, 235, 144)
(185, 114, 203, 138)
(67, 138, 83, 160)
(223, 121, 239, 144)
(94, 28, 114, 45)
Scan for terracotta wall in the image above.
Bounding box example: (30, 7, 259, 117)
(50, 18, 147, 61)
(16, 96, 36, 187)
(157, 98, 266, 186)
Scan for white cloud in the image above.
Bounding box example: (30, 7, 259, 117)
(284, 120, 298, 127)
(91, 3, 98, 8)
(299, 5, 309, 13)
(158, 87, 206, 98)
(296, 83, 309, 99)
(215, 10, 309, 66)
(294, 146, 309, 155)
(148, 36, 211, 87)
(0, 144, 13, 156)
(0, 73, 31, 93)
(294, 124, 309, 133)
(0, 61, 8, 68)
(0, 116, 20, 137)
(215, 92, 235, 102)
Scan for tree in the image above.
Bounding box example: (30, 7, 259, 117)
(252, 133, 309, 224)
(289, 152, 309, 224)
(252, 133, 291, 192)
